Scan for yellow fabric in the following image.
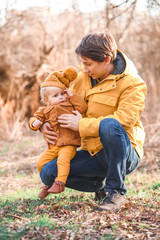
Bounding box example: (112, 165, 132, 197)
(41, 66, 78, 89)
(36, 145, 76, 184)
(28, 117, 39, 131)
(41, 73, 65, 89)
(71, 50, 147, 159)
(29, 94, 87, 146)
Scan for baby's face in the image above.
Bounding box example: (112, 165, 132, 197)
(44, 87, 67, 106)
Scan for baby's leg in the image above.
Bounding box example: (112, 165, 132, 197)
(37, 146, 59, 199)
(36, 146, 59, 173)
(48, 145, 76, 193)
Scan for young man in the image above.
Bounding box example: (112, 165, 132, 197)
(40, 33, 147, 212)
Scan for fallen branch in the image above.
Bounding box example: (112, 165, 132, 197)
(6, 214, 30, 222)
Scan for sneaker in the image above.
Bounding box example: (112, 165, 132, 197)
(94, 187, 106, 202)
(38, 185, 50, 199)
(48, 181, 65, 194)
(98, 190, 126, 212)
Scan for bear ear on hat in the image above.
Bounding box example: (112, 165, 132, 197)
(52, 70, 64, 80)
(64, 66, 78, 83)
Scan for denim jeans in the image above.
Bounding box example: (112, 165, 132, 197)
(40, 118, 141, 194)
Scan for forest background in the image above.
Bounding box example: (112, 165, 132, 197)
(0, 0, 160, 239)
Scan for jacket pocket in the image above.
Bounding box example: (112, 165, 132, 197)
(92, 94, 117, 106)
(87, 94, 117, 117)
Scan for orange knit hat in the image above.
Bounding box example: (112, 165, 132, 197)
(41, 66, 78, 90)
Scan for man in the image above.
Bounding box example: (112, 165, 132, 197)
(40, 33, 147, 212)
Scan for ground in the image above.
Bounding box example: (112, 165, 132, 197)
(0, 131, 160, 240)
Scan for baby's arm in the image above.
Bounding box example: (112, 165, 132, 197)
(64, 88, 73, 98)
(29, 107, 45, 131)
(32, 119, 43, 128)
(64, 88, 87, 114)
(69, 94, 88, 114)
(29, 117, 43, 131)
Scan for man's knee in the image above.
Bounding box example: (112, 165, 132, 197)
(40, 160, 57, 178)
(99, 118, 121, 140)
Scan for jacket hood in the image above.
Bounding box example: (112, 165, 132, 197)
(113, 50, 138, 76)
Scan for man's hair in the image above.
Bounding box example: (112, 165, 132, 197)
(75, 33, 117, 62)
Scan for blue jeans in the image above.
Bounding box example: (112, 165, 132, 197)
(40, 118, 141, 194)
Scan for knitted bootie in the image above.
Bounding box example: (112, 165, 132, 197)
(48, 181, 65, 194)
(38, 185, 50, 199)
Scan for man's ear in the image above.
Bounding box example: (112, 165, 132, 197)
(105, 56, 111, 65)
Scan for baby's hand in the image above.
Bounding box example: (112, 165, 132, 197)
(64, 88, 73, 98)
(32, 119, 43, 128)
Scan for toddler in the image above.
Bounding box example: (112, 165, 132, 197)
(29, 66, 87, 198)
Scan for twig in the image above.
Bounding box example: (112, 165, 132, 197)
(6, 214, 30, 222)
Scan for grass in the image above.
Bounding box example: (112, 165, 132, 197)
(30, 215, 56, 230)
(0, 140, 33, 156)
(0, 178, 159, 239)
(0, 134, 160, 239)
(0, 167, 8, 176)
(0, 190, 97, 239)
(125, 171, 160, 199)
(0, 225, 27, 240)
(0, 132, 44, 157)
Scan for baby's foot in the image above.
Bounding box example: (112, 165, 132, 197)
(38, 185, 50, 199)
(48, 181, 65, 194)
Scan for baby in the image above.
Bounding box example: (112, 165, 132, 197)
(29, 66, 87, 198)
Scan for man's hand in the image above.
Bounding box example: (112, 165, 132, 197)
(58, 111, 82, 131)
(41, 122, 57, 145)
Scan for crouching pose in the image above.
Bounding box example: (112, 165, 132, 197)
(39, 33, 147, 212)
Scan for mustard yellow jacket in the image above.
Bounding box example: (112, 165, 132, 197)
(71, 50, 147, 159)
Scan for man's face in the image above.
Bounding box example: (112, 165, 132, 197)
(80, 56, 110, 81)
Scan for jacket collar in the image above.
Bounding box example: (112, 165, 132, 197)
(116, 49, 138, 76)
(43, 105, 55, 114)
